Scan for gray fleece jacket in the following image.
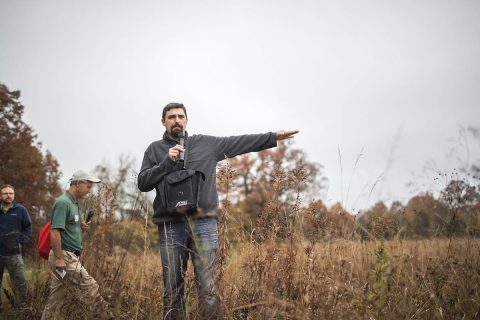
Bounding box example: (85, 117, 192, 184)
(138, 131, 277, 224)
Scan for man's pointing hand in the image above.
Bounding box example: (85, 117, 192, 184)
(276, 130, 299, 141)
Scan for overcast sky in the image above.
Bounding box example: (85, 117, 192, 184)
(1, 0, 479, 212)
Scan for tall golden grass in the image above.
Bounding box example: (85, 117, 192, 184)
(2, 162, 479, 319)
(14, 237, 479, 319)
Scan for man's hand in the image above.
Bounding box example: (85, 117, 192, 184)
(276, 130, 299, 141)
(168, 144, 185, 161)
(81, 221, 91, 232)
(55, 257, 66, 272)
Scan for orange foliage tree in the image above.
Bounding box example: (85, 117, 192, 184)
(0, 83, 62, 222)
(217, 140, 327, 239)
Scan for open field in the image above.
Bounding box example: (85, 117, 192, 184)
(2, 236, 479, 319)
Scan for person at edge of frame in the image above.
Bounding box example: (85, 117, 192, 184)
(0, 184, 32, 312)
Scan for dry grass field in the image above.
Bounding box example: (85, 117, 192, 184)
(3, 234, 479, 319)
(2, 157, 479, 319)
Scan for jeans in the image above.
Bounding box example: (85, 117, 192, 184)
(158, 217, 221, 320)
(0, 254, 30, 308)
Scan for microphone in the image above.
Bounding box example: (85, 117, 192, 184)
(86, 209, 94, 223)
(178, 133, 185, 162)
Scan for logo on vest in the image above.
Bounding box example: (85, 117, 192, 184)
(176, 201, 188, 207)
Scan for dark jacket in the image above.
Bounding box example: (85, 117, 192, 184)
(138, 131, 277, 224)
(0, 202, 32, 255)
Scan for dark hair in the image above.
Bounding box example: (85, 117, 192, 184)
(162, 103, 187, 120)
(1, 184, 14, 192)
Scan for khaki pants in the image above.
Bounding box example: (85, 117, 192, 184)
(41, 250, 110, 320)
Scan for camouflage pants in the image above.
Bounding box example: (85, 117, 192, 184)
(41, 250, 111, 320)
(0, 253, 30, 308)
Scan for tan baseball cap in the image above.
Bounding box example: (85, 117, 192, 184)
(70, 170, 101, 183)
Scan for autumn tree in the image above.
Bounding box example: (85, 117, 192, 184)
(93, 154, 151, 221)
(226, 141, 324, 208)
(325, 202, 355, 238)
(302, 200, 329, 240)
(357, 201, 399, 240)
(218, 140, 327, 239)
(0, 83, 62, 221)
(440, 180, 480, 236)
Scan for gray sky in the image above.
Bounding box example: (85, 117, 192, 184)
(1, 0, 479, 212)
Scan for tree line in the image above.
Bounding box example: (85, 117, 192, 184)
(1, 82, 479, 245)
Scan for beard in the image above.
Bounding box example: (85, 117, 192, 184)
(2, 198, 13, 204)
(170, 125, 184, 137)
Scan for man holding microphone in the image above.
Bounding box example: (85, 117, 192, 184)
(138, 102, 298, 319)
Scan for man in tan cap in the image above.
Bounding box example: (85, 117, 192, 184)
(41, 170, 112, 319)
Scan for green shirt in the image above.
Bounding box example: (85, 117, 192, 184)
(0, 202, 11, 213)
(51, 191, 82, 253)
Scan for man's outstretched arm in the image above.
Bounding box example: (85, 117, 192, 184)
(213, 129, 300, 160)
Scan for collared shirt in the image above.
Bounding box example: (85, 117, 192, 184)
(51, 191, 83, 253)
(0, 202, 12, 213)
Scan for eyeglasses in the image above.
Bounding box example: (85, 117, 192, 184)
(1, 192, 14, 196)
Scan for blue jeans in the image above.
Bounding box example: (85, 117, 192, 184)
(158, 217, 221, 320)
(0, 254, 30, 308)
